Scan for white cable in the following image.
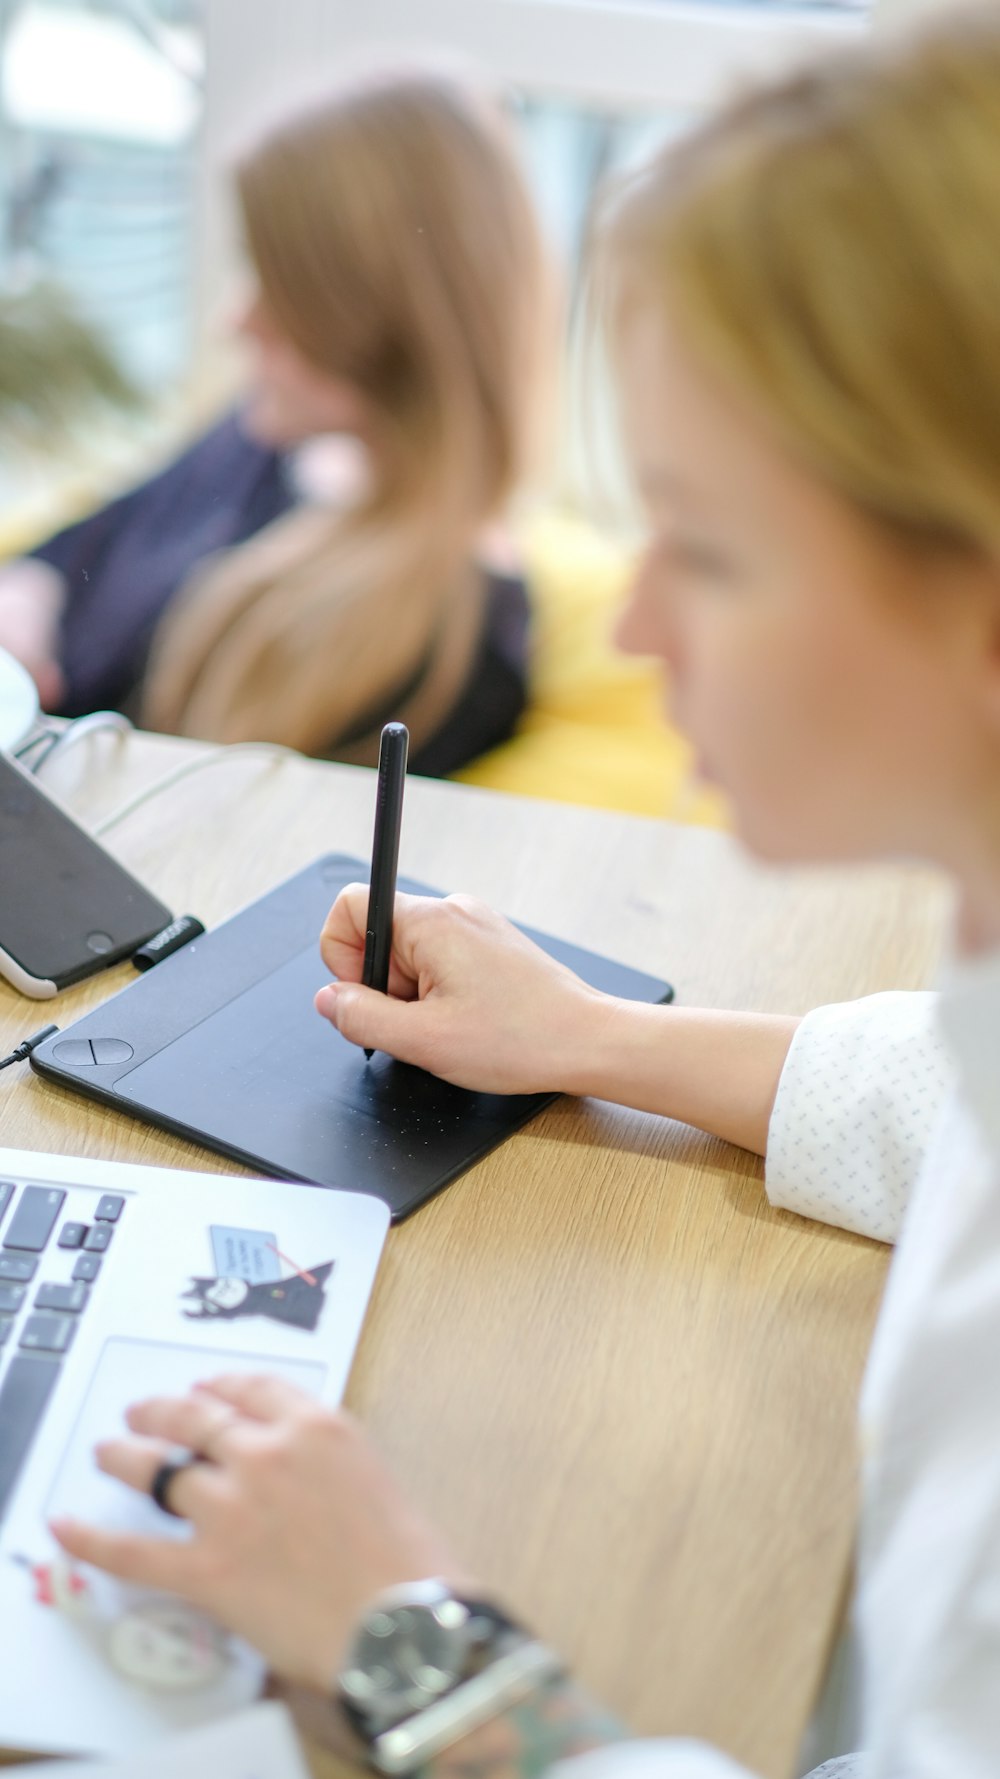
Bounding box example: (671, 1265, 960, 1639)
(13, 727, 58, 766)
(91, 741, 298, 838)
(34, 710, 134, 771)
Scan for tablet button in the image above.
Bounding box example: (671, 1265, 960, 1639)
(52, 1040, 95, 1066)
(86, 932, 113, 954)
(91, 1039, 134, 1065)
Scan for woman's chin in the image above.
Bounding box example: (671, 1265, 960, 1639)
(729, 806, 874, 871)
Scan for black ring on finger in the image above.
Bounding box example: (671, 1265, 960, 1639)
(150, 1457, 201, 1519)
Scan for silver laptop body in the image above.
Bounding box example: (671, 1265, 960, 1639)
(0, 1146, 388, 1758)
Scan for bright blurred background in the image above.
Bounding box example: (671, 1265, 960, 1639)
(0, 1, 871, 480)
(2, 0, 922, 815)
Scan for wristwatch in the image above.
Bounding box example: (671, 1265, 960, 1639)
(335, 1579, 564, 1774)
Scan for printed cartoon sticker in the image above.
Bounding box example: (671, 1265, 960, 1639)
(209, 1225, 282, 1284)
(8, 1552, 93, 1616)
(182, 1236, 333, 1331)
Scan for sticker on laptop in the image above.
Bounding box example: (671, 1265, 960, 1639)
(9, 1553, 229, 1689)
(210, 1225, 282, 1284)
(182, 1228, 334, 1332)
(8, 1552, 93, 1617)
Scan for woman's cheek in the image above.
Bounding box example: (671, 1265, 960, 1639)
(680, 616, 748, 753)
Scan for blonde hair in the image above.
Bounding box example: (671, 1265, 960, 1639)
(602, 4, 1000, 560)
(143, 68, 549, 757)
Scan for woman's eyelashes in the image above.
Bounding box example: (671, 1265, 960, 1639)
(663, 532, 740, 585)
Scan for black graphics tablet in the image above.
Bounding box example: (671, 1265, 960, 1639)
(31, 855, 674, 1220)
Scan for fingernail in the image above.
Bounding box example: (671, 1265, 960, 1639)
(315, 985, 339, 1018)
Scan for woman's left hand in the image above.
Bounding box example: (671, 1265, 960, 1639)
(50, 1374, 473, 1692)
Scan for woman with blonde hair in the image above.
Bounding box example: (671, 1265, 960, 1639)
(54, 7, 1000, 1777)
(0, 66, 549, 770)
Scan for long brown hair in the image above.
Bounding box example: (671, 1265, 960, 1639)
(600, 5, 1000, 562)
(142, 67, 549, 757)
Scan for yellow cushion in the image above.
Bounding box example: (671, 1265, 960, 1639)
(454, 509, 727, 825)
(0, 476, 111, 563)
(0, 511, 60, 561)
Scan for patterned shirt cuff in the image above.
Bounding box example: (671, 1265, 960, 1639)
(765, 992, 951, 1243)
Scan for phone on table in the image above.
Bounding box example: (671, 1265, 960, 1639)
(0, 750, 171, 998)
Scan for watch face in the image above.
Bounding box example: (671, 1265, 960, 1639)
(342, 1598, 471, 1722)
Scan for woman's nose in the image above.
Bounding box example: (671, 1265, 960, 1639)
(614, 545, 675, 662)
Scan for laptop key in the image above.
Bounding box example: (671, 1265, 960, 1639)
(3, 1188, 65, 1253)
(0, 1319, 12, 1347)
(0, 1256, 37, 1283)
(71, 1255, 101, 1284)
(0, 1184, 13, 1228)
(95, 1196, 125, 1222)
(0, 1354, 61, 1520)
(19, 1314, 75, 1355)
(83, 1225, 113, 1253)
(0, 1284, 26, 1315)
(57, 1222, 88, 1250)
(35, 1282, 88, 1315)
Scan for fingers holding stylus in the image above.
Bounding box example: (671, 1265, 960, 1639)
(318, 883, 426, 998)
(314, 976, 431, 1069)
(316, 888, 607, 1096)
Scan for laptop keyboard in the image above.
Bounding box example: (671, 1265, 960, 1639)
(0, 1179, 124, 1524)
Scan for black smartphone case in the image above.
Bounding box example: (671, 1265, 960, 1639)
(0, 751, 171, 995)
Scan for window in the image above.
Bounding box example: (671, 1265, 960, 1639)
(194, 0, 871, 520)
(318, 0, 867, 114)
(200, 0, 868, 332)
(1, 0, 204, 391)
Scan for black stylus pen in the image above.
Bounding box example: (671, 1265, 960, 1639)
(362, 722, 409, 1060)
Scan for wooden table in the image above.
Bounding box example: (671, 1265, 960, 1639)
(0, 730, 949, 1778)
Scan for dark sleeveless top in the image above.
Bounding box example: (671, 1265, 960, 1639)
(31, 410, 530, 778)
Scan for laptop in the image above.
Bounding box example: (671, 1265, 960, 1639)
(0, 1145, 388, 1759)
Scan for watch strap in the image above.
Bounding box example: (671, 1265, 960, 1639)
(371, 1637, 565, 1775)
(338, 1597, 522, 1746)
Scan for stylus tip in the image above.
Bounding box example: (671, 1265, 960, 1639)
(364, 1047, 374, 1062)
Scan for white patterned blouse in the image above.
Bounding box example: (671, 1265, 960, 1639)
(556, 974, 1000, 1779)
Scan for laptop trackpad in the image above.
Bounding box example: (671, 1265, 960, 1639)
(46, 1337, 327, 1536)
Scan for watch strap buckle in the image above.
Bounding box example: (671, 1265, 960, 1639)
(371, 1640, 564, 1775)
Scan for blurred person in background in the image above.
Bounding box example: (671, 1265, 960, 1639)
(0, 67, 550, 772)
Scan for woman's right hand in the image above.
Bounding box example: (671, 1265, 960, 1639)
(316, 887, 616, 1096)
